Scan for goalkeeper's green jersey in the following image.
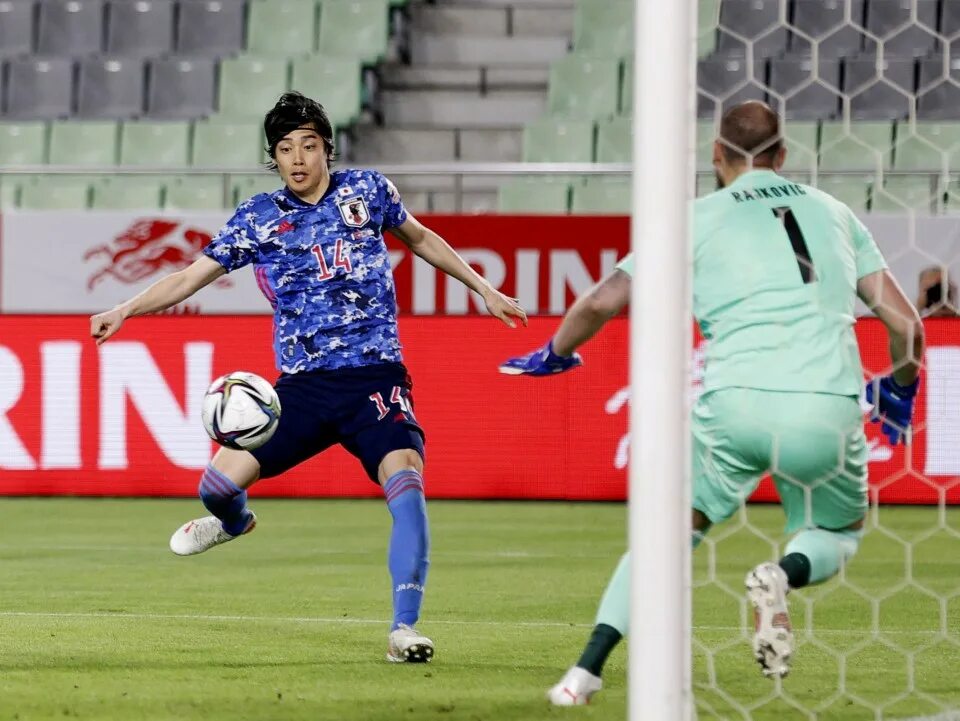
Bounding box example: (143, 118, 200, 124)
(617, 169, 887, 397)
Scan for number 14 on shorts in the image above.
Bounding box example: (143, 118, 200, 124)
(369, 386, 413, 421)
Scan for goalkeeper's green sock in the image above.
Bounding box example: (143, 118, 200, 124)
(576, 553, 628, 676)
(779, 528, 863, 588)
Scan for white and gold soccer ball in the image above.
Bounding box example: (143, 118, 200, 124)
(201, 371, 281, 451)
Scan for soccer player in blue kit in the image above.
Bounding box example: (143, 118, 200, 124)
(90, 92, 528, 663)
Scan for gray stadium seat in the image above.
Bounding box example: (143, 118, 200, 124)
(942, 0, 960, 40)
(716, 0, 788, 58)
(696, 54, 767, 118)
(146, 57, 215, 119)
(37, 0, 104, 56)
(0, 1, 34, 58)
(4, 57, 73, 119)
(767, 55, 841, 120)
(790, 0, 866, 57)
(844, 56, 916, 120)
(865, 0, 939, 57)
(176, 0, 245, 57)
(77, 57, 145, 118)
(106, 0, 174, 58)
(918, 57, 960, 120)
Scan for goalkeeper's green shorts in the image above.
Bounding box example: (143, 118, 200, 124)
(692, 388, 868, 535)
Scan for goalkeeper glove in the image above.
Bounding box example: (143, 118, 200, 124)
(865, 375, 920, 446)
(498, 340, 583, 377)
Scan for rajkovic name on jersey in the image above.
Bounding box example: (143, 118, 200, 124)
(204, 168, 408, 374)
(730, 182, 807, 204)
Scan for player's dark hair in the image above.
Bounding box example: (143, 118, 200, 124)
(718, 101, 782, 167)
(264, 91, 336, 170)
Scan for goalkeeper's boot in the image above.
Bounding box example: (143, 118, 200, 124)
(387, 624, 434, 663)
(169, 513, 256, 556)
(546, 666, 603, 706)
(499, 341, 583, 376)
(746, 561, 793, 679)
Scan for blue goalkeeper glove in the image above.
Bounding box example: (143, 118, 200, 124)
(498, 340, 583, 377)
(865, 375, 920, 446)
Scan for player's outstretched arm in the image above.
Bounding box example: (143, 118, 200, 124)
(89, 255, 226, 345)
(390, 215, 527, 328)
(500, 267, 631, 377)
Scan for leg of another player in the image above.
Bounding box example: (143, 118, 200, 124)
(379, 449, 433, 663)
(169, 447, 261, 557)
(779, 518, 864, 589)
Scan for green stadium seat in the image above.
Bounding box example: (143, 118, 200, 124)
(232, 173, 283, 204)
(548, 54, 620, 119)
(164, 175, 230, 209)
(497, 178, 569, 214)
(120, 122, 191, 167)
(698, 0, 720, 57)
(596, 116, 632, 163)
(290, 56, 362, 126)
(893, 122, 960, 172)
(19, 176, 91, 209)
(0, 176, 21, 208)
(697, 119, 718, 171)
(781, 121, 819, 175)
(871, 175, 939, 213)
(620, 59, 632, 115)
(0, 123, 47, 165)
(48, 122, 119, 166)
(814, 174, 871, 212)
(574, 0, 632, 57)
(696, 173, 718, 197)
(522, 118, 594, 163)
(218, 57, 289, 118)
(571, 177, 631, 214)
(819, 122, 894, 172)
(945, 176, 960, 212)
(247, 0, 319, 55)
(91, 176, 164, 209)
(317, 0, 389, 64)
(192, 120, 264, 168)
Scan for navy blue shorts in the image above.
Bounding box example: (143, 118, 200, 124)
(250, 362, 425, 483)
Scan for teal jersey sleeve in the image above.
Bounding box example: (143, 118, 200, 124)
(616, 253, 634, 277)
(850, 211, 888, 279)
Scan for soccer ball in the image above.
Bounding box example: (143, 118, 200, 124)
(201, 371, 281, 451)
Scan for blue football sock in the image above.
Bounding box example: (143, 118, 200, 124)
(383, 469, 430, 631)
(198, 465, 253, 537)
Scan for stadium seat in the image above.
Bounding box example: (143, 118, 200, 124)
(819, 121, 894, 171)
(91, 176, 164, 209)
(176, 0, 245, 57)
(192, 120, 264, 167)
(37, 0, 104, 56)
(942, 0, 960, 38)
(0, 0, 34, 58)
(767, 56, 841, 120)
(945, 175, 960, 212)
(290, 56, 362, 127)
(120, 121, 191, 166)
(497, 177, 569, 214)
(317, 0, 389, 65)
(106, 0, 174, 57)
(814, 174, 871, 212)
(0, 176, 19, 208)
(0, 123, 48, 165)
(696, 173, 718, 197)
(871, 175, 938, 212)
(917, 56, 960, 120)
(49, 121, 119, 165)
(789, 0, 866, 57)
(218, 57, 289, 118)
(697, 55, 767, 118)
(19, 176, 92, 209)
(698, 0, 719, 56)
(547, 54, 620, 120)
(865, 0, 939, 57)
(893, 122, 960, 172)
(4, 57, 73, 119)
(844, 56, 915, 120)
(146, 57, 216, 119)
(621, 59, 632, 114)
(780, 121, 820, 175)
(232, 173, 283, 205)
(164, 175, 228, 209)
(716, 0, 789, 58)
(573, 0, 632, 58)
(697, 119, 717, 171)
(76, 57, 145, 119)
(596, 116, 631, 163)
(247, 0, 319, 56)
(522, 118, 594, 163)
(571, 177, 631, 214)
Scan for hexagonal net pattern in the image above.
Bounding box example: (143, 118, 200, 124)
(692, 2, 960, 720)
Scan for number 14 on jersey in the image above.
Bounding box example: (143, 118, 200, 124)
(311, 239, 353, 281)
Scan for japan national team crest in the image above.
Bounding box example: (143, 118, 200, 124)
(338, 196, 370, 228)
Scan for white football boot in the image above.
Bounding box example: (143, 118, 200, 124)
(746, 561, 794, 678)
(546, 666, 603, 706)
(386, 624, 434, 663)
(169, 513, 256, 556)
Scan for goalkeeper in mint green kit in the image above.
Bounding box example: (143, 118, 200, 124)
(500, 101, 926, 704)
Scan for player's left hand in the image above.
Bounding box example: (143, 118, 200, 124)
(865, 375, 920, 446)
(499, 341, 583, 376)
(483, 288, 528, 328)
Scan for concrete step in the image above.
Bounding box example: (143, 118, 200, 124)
(512, 6, 574, 35)
(409, 4, 509, 35)
(379, 64, 548, 91)
(380, 89, 545, 127)
(402, 189, 497, 214)
(459, 127, 523, 161)
(411, 33, 569, 66)
(349, 127, 458, 163)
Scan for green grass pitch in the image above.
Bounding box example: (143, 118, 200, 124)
(0, 499, 957, 720)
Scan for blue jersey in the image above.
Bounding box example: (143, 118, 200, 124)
(203, 168, 408, 373)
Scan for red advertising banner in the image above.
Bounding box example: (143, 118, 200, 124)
(0, 315, 957, 502)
